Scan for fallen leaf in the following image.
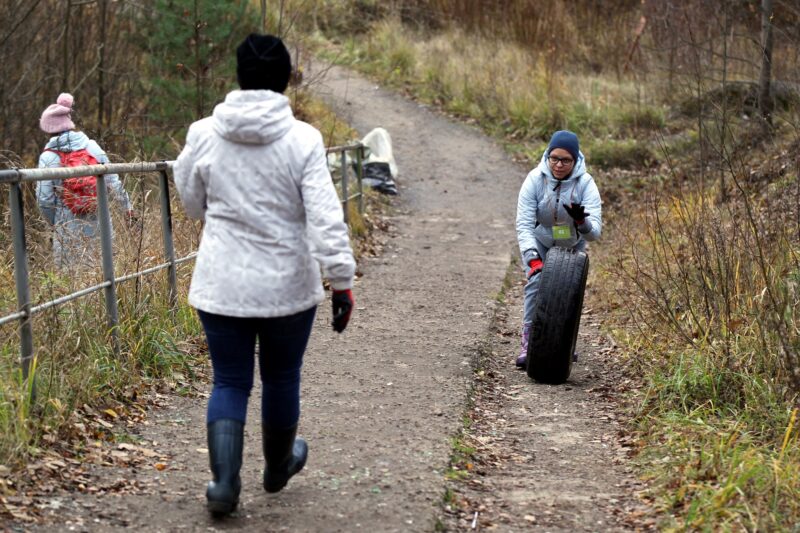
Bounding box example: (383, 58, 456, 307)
(103, 409, 119, 419)
(154, 463, 168, 471)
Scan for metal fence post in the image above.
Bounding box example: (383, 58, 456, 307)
(340, 150, 349, 225)
(356, 145, 364, 214)
(9, 182, 35, 385)
(94, 175, 119, 354)
(158, 170, 178, 309)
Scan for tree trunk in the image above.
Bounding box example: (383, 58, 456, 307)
(98, 0, 107, 128)
(277, 0, 286, 36)
(758, 0, 774, 128)
(63, 0, 71, 90)
(194, 0, 204, 120)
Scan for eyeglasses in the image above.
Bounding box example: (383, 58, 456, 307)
(548, 156, 574, 167)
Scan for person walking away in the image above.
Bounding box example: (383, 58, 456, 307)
(515, 130, 602, 369)
(37, 93, 135, 269)
(173, 33, 356, 516)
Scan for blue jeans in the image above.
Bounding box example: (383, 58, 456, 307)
(197, 306, 316, 429)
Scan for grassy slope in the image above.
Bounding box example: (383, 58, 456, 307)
(318, 18, 800, 531)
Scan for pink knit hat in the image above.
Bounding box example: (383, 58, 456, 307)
(39, 93, 76, 134)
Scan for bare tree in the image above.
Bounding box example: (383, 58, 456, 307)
(98, 0, 108, 128)
(758, 0, 774, 129)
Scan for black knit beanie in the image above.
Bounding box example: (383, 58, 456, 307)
(236, 33, 292, 93)
(547, 130, 580, 162)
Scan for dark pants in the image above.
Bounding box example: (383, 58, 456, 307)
(197, 306, 316, 429)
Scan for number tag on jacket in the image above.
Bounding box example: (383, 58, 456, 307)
(552, 225, 571, 240)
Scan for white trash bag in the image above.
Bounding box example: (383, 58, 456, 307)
(361, 127, 398, 195)
(327, 127, 399, 196)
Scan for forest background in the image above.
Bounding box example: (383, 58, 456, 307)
(1, 0, 800, 530)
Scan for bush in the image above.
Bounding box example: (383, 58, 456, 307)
(588, 139, 657, 169)
(677, 81, 800, 119)
(614, 106, 666, 131)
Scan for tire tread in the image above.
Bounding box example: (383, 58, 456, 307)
(526, 247, 589, 384)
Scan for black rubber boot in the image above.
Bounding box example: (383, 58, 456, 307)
(206, 419, 244, 516)
(262, 424, 308, 493)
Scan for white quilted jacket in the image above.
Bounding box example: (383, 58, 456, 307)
(174, 90, 355, 318)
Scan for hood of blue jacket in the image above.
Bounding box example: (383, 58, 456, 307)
(212, 90, 295, 145)
(535, 149, 587, 186)
(44, 131, 90, 152)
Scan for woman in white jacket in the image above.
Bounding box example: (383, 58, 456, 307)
(515, 130, 602, 369)
(174, 34, 356, 516)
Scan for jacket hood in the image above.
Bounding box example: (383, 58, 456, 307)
(45, 130, 89, 152)
(535, 149, 587, 185)
(212, 90, 294, 145)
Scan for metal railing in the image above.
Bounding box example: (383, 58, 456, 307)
(0, 142, 364, 385)
(329, 142, 366, 224)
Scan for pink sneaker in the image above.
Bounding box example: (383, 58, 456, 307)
(515, 324, 530, 369)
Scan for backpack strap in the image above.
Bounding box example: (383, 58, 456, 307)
(42, 148, 66, 164)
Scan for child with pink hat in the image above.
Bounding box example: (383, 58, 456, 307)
(36, 93, 135, 268)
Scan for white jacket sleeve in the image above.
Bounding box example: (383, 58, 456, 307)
(173, 128, 207, 220)
(301, 137, 356, 290)
(516, 170, 540, 263)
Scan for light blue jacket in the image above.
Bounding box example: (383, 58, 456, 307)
(516, 150, 602, 264)
(36, 131, 131, 225)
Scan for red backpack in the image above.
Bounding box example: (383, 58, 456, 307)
(45, 148, 100, 215)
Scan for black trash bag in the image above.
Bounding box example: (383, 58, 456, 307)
(363, 162, 398, 195)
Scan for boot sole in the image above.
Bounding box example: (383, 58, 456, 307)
(207, 498, 238, 516)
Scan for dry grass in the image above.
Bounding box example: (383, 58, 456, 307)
(325, 18, 664, 170)
(0, 178, 206, 466)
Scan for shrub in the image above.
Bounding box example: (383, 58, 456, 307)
(588, 139, 657, 169)
(615, 106, 666, 131)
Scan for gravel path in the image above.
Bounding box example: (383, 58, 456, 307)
(15, 64, 649, 532)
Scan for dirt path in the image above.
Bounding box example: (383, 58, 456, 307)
(439, 269, 653, 531)
(14, 65, 648, 532)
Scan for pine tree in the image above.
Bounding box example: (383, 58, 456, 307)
(141, 0, 257, 155)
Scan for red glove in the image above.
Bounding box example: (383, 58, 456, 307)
(126, 209, 139, 227)
(332, 289, 354, 333)
(527, 258, 543, 279)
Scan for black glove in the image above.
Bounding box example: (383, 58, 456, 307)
(332, 289, 354, 333)
(564, 203, 588, 224)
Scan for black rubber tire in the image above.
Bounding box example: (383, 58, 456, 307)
(526, 247, 590, 384)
